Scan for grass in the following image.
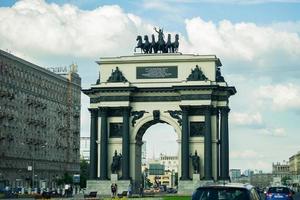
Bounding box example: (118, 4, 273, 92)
(102, 196, 190, 200)
(162, 196, 190, 200)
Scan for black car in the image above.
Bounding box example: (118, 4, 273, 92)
(192, 183, 262, 200)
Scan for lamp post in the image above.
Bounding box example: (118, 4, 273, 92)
(28, 143, 47, 191)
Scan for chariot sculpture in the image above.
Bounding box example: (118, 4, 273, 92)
(135, 27, 179, 54)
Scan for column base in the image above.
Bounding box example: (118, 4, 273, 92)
(178, 179, 214, 195)
(87, 179, 131, 196)
(193, 173, 201, 181)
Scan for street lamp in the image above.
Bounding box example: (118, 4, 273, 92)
(27, 143, 47, 191)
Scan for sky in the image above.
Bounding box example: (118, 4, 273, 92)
(0, 0, 300, 173)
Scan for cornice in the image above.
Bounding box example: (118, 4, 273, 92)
(96, 54, 221, 65)
(0, 49, 80, 84)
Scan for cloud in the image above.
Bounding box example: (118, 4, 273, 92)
(258, 127, 287, 137)
(230, 111, 264, 128)
(256, 83, 300, 111)
(181, 17, 300, 75)
(230, 149, 264, 159)
(0, 0, 152, 59)
(1, 0, 300, 78)
(142, 0, 300, 4)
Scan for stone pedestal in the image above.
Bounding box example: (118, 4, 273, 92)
(87, 179, 131, 196)
(178, 174, 204, 195)
(193, 173, 201, 181)
(111, 174, 118, 182)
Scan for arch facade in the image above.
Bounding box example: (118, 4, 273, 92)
(83, 53, 236, 194)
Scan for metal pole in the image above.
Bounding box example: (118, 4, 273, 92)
(32, 160, 34, 189)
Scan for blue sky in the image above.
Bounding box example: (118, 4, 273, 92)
(0, 0, 300, 172)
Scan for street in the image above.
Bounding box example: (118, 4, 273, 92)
(294, 192, 300, 200)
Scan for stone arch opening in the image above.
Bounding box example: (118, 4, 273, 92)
(134, 119, 179, 190)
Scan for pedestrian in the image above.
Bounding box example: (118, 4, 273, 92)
(139, 184, 143, 197)
(111, 183, 117, 198)
(127, 183, 132, 198)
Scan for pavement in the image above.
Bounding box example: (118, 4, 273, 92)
(3, 192, 300, 199)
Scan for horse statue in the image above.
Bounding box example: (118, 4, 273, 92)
(143, 35, 151, 54)
(165, 34, 172, 53)
(171, 34, 179, 53)
(150, 34, 158, 53)
(134, 35, 144, 53)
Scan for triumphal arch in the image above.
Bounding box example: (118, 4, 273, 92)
(83, 30, 236, 195)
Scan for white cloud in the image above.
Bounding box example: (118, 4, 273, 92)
(144, 0, 300, 4)
(230, 111, 263, 127)
(256, 83, 300, 111)
(0, 0, 152, 58)
(181, 17, 300, 70)
(230, 149, 264, 159)
(1, 1, 300, 76)
(258, 127, 287, 137)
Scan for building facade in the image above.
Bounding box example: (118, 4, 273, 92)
(80, 136, 90, 162)
(230, 169, 241, 181)
(272, 161, 290, 178)
(0, 50, 81, 189)
(250, 173, 273, 188)
(159, 153, 178, 173)
(290, 152, 300, 175)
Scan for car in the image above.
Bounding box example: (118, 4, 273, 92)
(265, 186, 294, 200)
(192, 183, 262, 200)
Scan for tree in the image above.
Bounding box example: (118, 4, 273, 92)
(80, 159, 89, 188)
(281, 176, 292, 186)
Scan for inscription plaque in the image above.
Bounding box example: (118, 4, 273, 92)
(136, 66, 178, 79)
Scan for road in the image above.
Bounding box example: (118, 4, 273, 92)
(294, 192, 300, 200)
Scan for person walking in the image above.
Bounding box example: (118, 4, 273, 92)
(127, 183, 132, 198)
(139, 184, 144, 197)
(111, 183, 117, 198)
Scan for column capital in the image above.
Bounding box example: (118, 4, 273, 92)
(219, 106, 230, 113)
(179, 105, 190, 112)
(121, 106, 132, 112)
(98, 107, 108, 116)
(211, 107, 219, 116)
(88, 108, 98, 117)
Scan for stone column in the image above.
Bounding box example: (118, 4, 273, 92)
(122, 107, 130, 180)
(204, 106, 213, 180)
(215, 109, 220, 179)
(220, 107, 230, 180)
(99, 107, 108, 180)
(180, 106, 190, 180)
(89, 109, 98, 179)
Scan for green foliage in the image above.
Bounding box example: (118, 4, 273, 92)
(80, 159, 89, 188)
(55, 172, 73, 186)
(145, 177, 153, 188)
(174, 172, 178, 186)
(281, 176, 292, 185)
(162, 196, 190, 200)
(63, 172, 73, 184)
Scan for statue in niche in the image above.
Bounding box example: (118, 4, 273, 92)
(107, 67, 127, 82)
(190, 150, 200, 174)
(186, 65, 208, 81)
(111, 150, 122, 174)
